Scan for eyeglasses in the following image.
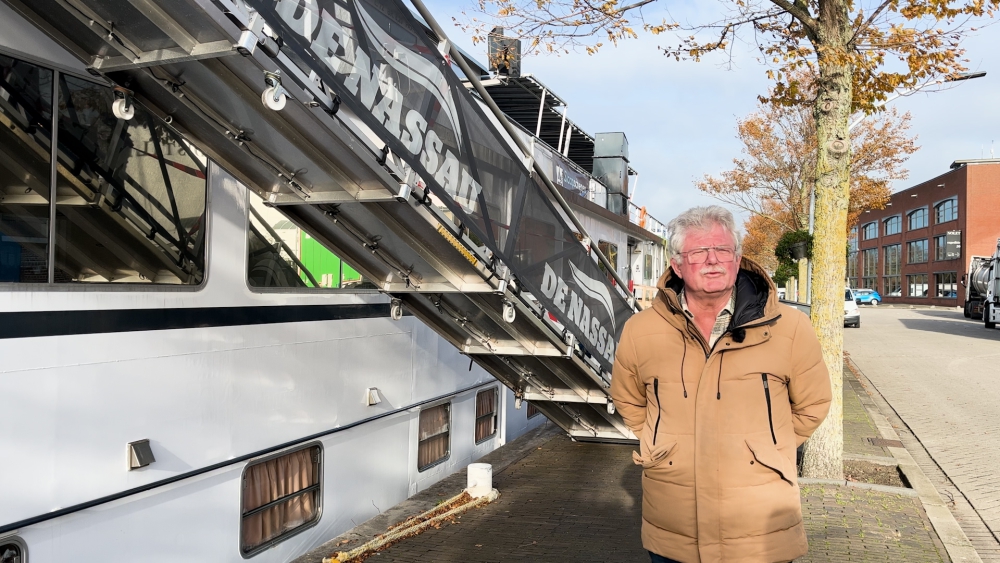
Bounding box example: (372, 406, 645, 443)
(680, 246, 737, 264)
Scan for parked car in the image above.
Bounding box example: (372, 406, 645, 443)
(854, 288, 881, 306)
(844, 288, 861, 327)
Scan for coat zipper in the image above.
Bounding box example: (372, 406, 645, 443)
(653, 378, 662, 445)
(762, 373, 777, 444)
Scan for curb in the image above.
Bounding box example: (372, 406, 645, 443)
(846, 357, 983, 563)
(799, 477, 918, 497)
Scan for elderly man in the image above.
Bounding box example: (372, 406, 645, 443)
(611, 206, 832, 563)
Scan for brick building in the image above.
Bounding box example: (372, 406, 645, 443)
(847, 159, 1000, 306)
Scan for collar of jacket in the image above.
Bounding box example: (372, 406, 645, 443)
(652, 256, 781, 340)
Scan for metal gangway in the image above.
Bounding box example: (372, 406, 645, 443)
(6, 0, 641, 441)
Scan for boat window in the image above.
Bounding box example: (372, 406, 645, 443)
(241, 444, 322, 557)
(597, 240, 618, 283)
(475, 387, 498, 444)
(246, 191, 373, 289)
(0, 536, 27, 562)
(53, 75, 206, 283)
(417, 403, 450, 471)
(0, 55, 54, 283)
(0, 52, 207, 285)
(527, 401, 541, 419)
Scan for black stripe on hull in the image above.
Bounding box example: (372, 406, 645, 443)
(0, 303, 392, 339)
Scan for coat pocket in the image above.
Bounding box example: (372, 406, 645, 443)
(633, 438, 677, 469)
(745, 436, 795, 485)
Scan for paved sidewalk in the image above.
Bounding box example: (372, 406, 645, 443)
(307, 370, 950, 563)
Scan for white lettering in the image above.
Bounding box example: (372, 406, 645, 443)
(402, 110, 427, 155)
(541, 263, 558, 299)
(554, 278, 568, 312)
(343, 46, 380, 107)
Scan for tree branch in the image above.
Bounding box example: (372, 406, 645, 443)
(768, 0, 817, 35)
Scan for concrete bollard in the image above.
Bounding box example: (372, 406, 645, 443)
(466, 463, 493, 498)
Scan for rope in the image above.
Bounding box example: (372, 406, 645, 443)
(323, 489, 500, 563)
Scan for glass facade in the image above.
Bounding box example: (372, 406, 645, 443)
(862, 222, 878, 240)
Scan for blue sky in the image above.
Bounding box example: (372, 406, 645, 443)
(421, 0, 1000, 228)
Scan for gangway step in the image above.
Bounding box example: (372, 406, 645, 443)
(8, 0, 638, 442)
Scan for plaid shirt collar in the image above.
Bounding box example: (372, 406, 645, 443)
(680, 287, 737, 348)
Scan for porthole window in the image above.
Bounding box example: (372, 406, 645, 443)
(417, 403, 451, 471)
(475, 388, 498, 444)
(240, 444, 322, 557)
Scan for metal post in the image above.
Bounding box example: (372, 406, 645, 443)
(556, 107, 567, 153)
(48, 70, 59, 284)
(562, 125, 572, 157)
(534, 88, 546, 138)
(406, 0, 639, 308)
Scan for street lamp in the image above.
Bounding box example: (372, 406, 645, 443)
(806, 71, 986, 303)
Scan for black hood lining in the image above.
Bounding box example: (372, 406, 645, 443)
(663, 267, 770, 328)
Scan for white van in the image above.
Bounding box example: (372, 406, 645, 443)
(845, 288, 861, 327)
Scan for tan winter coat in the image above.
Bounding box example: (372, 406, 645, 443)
(611, 258, 831, 563)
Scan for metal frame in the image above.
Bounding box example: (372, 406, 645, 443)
(238, 441, 324, 559)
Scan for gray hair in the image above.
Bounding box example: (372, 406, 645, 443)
(667, 205, 743, 263)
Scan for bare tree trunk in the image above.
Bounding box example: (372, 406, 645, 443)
(800, 2, 852, 480)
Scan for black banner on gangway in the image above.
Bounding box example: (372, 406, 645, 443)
(249, 0, 633, 372)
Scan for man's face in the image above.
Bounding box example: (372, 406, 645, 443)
(670, 223, 741, 299)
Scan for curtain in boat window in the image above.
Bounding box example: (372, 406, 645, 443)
(418, 404, 450, 470)
(241, 446, 321, 555)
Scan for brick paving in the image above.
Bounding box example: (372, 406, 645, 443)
(845, 307, 1000, 562)
(333, 371, 947, 563)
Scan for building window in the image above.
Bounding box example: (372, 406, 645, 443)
(475, 388, 498, 444)
(883, 244, 901, 276)
(643, 254, 653, 284)
(908, 208, 928, 230)
(907, 239, 928, 264)
(935, 198, 957, 224)
(883, 215, 901, 236)
(861, 248, 878, 289)
(846, 250, 858, 283)
(241, 445, 322, 557)
(935, 272, 958, 298)
(907, 273, 929, 298)
(884, 276, 901, 297)
(862, 222, 878, 240)
(418, 403, 451, 471)
(933, 235, 948, 261)
(849, 227, 858, 252)
(527, 402, 541, 419)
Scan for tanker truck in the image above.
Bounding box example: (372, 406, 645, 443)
(970, 239, 1000, 328)
(963, 254, 990, 319)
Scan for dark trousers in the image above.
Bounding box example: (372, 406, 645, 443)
(648, 552, 682, 563)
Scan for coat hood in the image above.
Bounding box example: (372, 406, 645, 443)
(652, 256, 780, 333)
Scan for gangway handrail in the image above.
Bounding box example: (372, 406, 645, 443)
(407, 0, 640, 311)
